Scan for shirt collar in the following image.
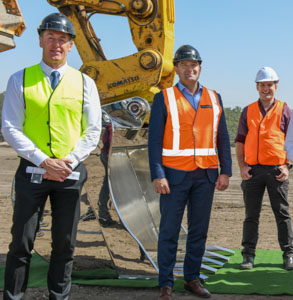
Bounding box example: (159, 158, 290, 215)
(40, 60, 68, 78)
(258, 98, 277, 113)
(177, 81, 202, 96)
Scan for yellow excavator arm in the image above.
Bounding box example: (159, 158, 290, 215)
(47, 0, 175, 105)
(0, 0, 175, 105)
(0, 0, 25, 52)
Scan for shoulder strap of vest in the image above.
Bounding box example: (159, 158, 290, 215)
(66, 65, 82, 76)
(206, 88, 218, 105)
(165, 86, 180, 150)
(24, 64, 43, 78)
(275, 99, 285, 106)
(248, 100, 259, 108)
(24, 64, 47, 106)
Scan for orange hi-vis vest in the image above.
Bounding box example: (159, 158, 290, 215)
(162, 86, 222, 171)
(245, 100, 287, 165)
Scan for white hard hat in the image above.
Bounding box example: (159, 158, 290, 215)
(255, 67, 279, 83)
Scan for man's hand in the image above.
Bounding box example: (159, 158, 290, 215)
(215, 174, 229, 191)
(240, 165, 252, 181)
(41, 158, 73, 182)
(275, 164, 289, 182)
(153, 178, 170, 194)
(236, 142, 252, 181)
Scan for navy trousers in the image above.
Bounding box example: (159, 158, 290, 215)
(158, 169, 216, 288)
(4, 159, 87, 300)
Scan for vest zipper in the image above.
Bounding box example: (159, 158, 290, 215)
(47, 91, 56, 158)
(193, 111, 197, 163)
(257, 117, 264, 164)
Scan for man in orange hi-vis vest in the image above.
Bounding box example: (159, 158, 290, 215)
(235, 67, 293, 271)
(148, 45, 232, 300)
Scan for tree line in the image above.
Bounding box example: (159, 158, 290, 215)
(0, 92, 3, 142)
(0, 91, 242, 145)
(224, 106, 242, 145)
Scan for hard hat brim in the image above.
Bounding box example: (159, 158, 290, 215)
(255, 79, 279, 83)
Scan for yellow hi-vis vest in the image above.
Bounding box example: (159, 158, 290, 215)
(162, 86, 221, 171)
(23, 64, 84, 158)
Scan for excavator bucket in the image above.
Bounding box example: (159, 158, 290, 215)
(106, 128, 234, 279)
(0, 0, 25, 52)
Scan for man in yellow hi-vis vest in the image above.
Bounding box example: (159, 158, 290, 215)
(1, 13, 101, 299)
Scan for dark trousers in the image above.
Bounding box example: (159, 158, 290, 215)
(158, 169, 215, 288)
(4, 159, 87, 300)
(241, 165, 293, 258)
(98, 153, 111, 220)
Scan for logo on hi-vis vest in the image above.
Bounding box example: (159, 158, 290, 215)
(61, 97, 76, 100)
(107, 76, 139, 89)
(200, 105, 213, 108)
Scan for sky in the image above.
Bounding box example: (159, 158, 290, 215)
(1, 0, 293, 108)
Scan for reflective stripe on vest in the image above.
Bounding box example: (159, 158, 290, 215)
(245, 100, 286, 165)
(162, 86, 221, 170)
(23, 64, 84, 158)
(163, 87, 219, 156)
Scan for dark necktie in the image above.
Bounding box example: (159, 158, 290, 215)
(51, 71, 60, 90)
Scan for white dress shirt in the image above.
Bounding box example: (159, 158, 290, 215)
(1, 61, 102, 169)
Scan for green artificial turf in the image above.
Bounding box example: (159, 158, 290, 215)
(1, 249, 292, 295)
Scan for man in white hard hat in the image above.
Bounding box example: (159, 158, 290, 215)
(235, 67, 293, 270)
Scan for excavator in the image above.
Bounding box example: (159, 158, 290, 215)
(2, 0, 233, 280)
(0, 0, 25, 52)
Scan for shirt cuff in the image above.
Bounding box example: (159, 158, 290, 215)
(65, 153, 79, 170)
(32, 150, 49, 167)
(151, 164, 166, 181)
(220, 168, 232, 177)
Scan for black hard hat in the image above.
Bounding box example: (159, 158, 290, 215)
(173, 45, 202, 65)
(37, 13, 75, 38)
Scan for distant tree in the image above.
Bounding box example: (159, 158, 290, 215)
(224, 106, 242, 146)
(0, 92, 4, 141)
(0, 92, 4, 106)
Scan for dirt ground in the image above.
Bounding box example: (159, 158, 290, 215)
(0, 142, 293, 300)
